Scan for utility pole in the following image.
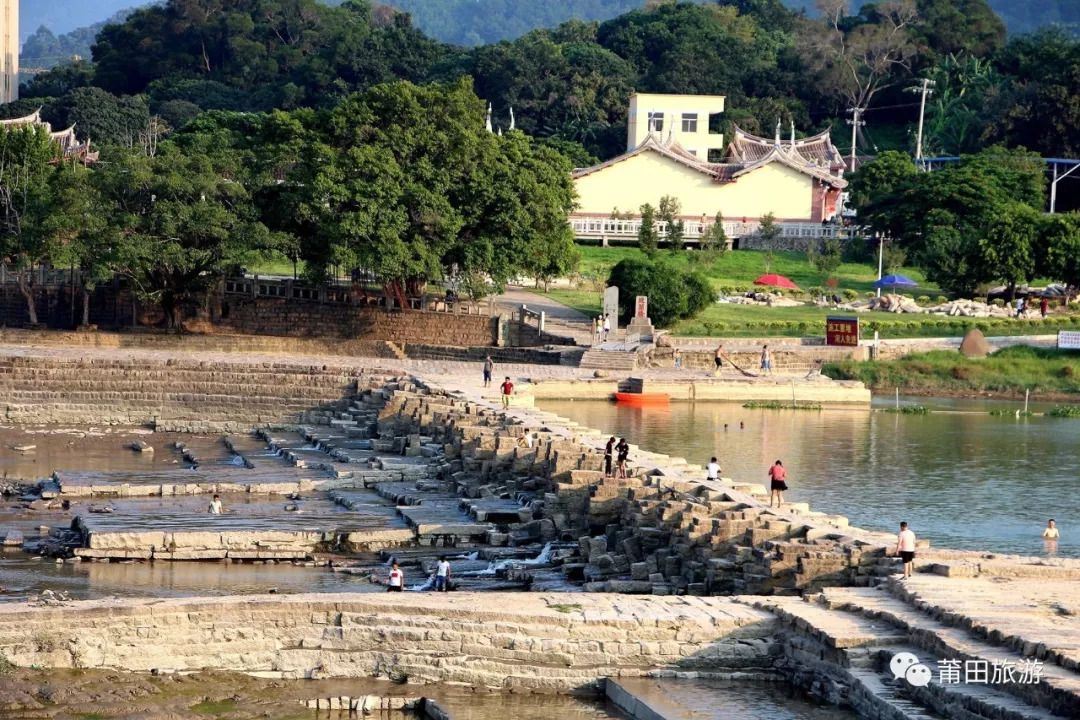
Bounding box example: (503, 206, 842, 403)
(905, 78, 935, 166)
(846, 107, 865, 172)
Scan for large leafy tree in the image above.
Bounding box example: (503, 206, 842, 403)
(980, 202, 1042, 300)
(0, 127, 61, 325)
(279, 79, 576, 303)
(1039, 213, 1080, 302)
(94, 140, 279, 331)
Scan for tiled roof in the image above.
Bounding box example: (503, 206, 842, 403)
(574, 128, 847, 188)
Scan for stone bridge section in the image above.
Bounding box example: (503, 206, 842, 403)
(0, 593, 778, 692)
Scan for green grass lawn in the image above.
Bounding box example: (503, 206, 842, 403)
(247, 252, 305, 277)
(824, 346, 1080, 397)
(546, 245, 1073, 339)
(570, 244, 943, 296)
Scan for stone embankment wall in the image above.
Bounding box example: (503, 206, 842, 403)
(646, 345, 866, 373)
(216, 296, 498, 347)
(0, 593, 778, 691)
(0, 354, 394, 429)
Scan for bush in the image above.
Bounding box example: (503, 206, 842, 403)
(865, 291, 876, 300)
(916, 295, 930, 305)
(607, 258, 712, 328)
(936, 295, 948, 304)
(992, 299, 1005, 307)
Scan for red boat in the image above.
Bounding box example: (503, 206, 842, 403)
(613, 391, 670, 405)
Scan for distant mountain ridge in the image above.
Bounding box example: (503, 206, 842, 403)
(20, 0, 1078, 50)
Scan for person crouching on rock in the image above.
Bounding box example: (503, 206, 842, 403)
(387, 562, 404, 592)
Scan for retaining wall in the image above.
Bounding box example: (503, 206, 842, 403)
(0, 593, 778, 691)
(525, 377, 871, 403)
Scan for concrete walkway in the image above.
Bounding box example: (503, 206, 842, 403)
(493, 287, 597, 345)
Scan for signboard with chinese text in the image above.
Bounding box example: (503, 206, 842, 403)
(1059, 331, 1080, 350)
(635, 295, 648, 318)
(826, 315, 860, 346)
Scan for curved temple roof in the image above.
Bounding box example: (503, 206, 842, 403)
(573, 126, 847, 189)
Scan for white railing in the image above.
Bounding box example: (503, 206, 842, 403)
(569, 216, 840, 241)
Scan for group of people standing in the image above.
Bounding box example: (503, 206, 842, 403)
(603, 436, 630, 478)
(1015, 295, 1050, 319)
(592, 314, 612, 344)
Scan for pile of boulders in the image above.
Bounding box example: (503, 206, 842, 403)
(723, 292, 802, 307)
(925, 299, 1013, 318)
(864, 293, 924, 314)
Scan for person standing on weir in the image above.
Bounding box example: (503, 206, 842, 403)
(482, 356, 494, 388)
(500, 376, 514, 408)
(208, 494, 223, 514)
(895, 522, 917, 580)
(387, 562, 404, 592)
(768, 460, 787, 508)
(602, 314, 611, 342)
(761, 345, 772, 374)
(435, 556, 451, 592)
(604, 437, 616, 477)
(616, 438, 629, 478)
(713, 344, 724, 376)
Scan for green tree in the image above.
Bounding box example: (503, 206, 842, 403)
(1040, 213, 1080, 303)
(810, 236, 843, 275)
(607, 257, 711, 328)
(638, 203, 659, 256)
(980, 202, 1041, 301)
(848, 150, 916, 211)
(0, 126, 60, 325)
(699, 211, 728, 263)
(95, 141, 278, 331)
(658, 195, 684, 252)
(48, 87, 150, 146)
(757, 212, 781, 245)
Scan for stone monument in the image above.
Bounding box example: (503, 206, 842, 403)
(603, 286, 619, 332)
(626, 295, 655, 342)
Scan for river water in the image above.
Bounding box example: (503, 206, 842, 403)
(539, 396, 1079, 557)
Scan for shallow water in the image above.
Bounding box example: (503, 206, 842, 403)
(539, 395, 1080, 557)
(613, 678, 859, 719)
(0, 426, 218, 482)
(0, 554, 381, 600)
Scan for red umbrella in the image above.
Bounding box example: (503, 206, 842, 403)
(753, 274, 799, 290)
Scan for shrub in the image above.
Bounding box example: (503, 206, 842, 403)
(992, 299, 1005, 307)
(917, 295, 930, 305)
(608, 258, 713, 328)
(1048, 405, 1080, 418)
(936, 295, 948, 304)
(865, 291, 876, 300)
(842, 289, 858, 302)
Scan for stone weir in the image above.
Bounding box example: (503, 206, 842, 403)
(374, 379, 908, 596)
(0, 593, 779, 693)
(0, 352, 401, 430)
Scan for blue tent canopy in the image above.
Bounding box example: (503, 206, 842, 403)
(874, 274, 918, 289)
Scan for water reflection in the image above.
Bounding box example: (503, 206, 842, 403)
(539, 396, 1079, 557)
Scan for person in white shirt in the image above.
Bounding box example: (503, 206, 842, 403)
(387, 562, 404, 592)
(705, 457, 721, 481)
(895, 522, 917, 580)
(435, 555, 451, 592)
(602, 314, 611, 342)
(518, 428, 534, 449)
(208, 494, 223, 514)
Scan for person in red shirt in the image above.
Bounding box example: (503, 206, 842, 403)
(500, 376, 513, 408)
(768, 460, 788, 508)
(1040, 296, 1049, 319)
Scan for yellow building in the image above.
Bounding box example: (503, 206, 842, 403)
(574, 96, 848, 237)
(0, 0, 16, 104)
(627, 93, 726, 158)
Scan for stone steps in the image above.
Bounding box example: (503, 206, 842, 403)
(578, 349, 638, 371)
(821, 586, 1080, 718)
(750, 595, 1069, 720)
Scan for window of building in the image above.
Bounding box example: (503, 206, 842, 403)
(647, 111, 664, 133)
(686, 149, 698, 157)
(682, 113, 699, 133)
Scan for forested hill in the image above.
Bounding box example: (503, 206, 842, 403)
(337, 0, 1072, 45)
(23, 0, 1077, 47)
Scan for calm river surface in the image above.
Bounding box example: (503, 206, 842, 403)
(539, 395, 1080, 557)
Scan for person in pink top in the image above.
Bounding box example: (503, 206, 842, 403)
(895, 521, 917, 580)
(768, 460, 787, 508)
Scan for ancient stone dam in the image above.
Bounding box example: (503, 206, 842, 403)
(2, 345, 1079, 719)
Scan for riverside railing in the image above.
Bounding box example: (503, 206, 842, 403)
(569, 216, 841, 243)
